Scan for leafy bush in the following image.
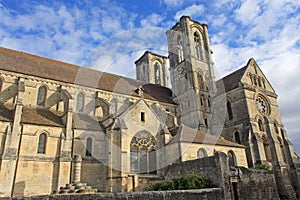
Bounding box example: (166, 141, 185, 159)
(144, 174, 213, 191)
(254, 164, 270, 170)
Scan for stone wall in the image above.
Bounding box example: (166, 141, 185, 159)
(237, 169, 280, 200)
(1, 188, 223, 200)
(161, 152, 280, 199)
(162, 152, 226, 188)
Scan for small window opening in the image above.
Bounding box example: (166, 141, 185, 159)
(141, 112, 145, 122)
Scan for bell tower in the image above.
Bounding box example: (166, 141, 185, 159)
(167, 16, 216, 130)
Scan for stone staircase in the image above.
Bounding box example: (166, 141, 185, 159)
(53, 182, 97, 194)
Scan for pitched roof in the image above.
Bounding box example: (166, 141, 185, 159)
(0, 47, 175, 104)
(168, 125, 245, 148)
(21, 106, 64, 127)
(216, 65, 247, 96)
(0, 103, 14, 122)
(72, 113, 103, 131)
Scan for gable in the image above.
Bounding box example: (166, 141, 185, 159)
(216, 58, 276, 96)
(117, 99, 168, 136)
(241, 58, 276, 94)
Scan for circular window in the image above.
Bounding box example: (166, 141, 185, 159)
(256, 95, 270, 115)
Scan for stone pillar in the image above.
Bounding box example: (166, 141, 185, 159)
(56, 92, 73, 189)
(0, 78, 24, 197)
(73, 155, 82, 183)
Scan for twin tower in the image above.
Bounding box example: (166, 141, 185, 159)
(135, 16, 216, 130)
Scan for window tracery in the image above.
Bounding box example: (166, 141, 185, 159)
(130, 131, 157, 174)
(256, 95, 270, 115)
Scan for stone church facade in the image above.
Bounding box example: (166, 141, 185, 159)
(0, 16, 299, 199)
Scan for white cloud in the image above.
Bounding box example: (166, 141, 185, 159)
(140, 13, 164, 27)
(86, 27, 168, 78)
(234, 0, 263, 25)
(160, 0, 185, 7)
(174, 4, 205, 20)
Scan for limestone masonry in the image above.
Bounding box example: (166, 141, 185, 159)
(0, 16, 299, 199)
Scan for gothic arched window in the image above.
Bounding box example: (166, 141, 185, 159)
(130, 131, 157, 174)
(258, 119, 264, 132)
(197, 73, 204, 89)
(228, 150, 236, 167)
(227, 101, 233, 120)
(37, 133, 47, 154)
(278, 137, 286, 163)
(197, 148, 208, 159)
(194, 32, 202, 60)
(234, 131, 241, 144)
(177, 38, 184, 63)
(262, 136, 272, 162)
(37, 86, 47, 106)
(154, 62, 161, 84)
(76, 93, 84, 112)
(86, 137, 92, 156)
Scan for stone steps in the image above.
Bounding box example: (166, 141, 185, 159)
(53, 182, 97, 195)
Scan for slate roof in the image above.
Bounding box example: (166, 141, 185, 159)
(168, 125, 245, 148)
(0, 103, 14, 122)
(21, 106, 64, 127)
(72, 113, 103, 131)
(0, 47, 175, 104)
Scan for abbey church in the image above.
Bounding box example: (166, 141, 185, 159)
(0, 16, 299, 199)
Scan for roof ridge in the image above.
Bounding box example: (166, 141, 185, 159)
(0, 46, 148, 85)
(0, 46, 81, 70)
(218, 65, 248, 82)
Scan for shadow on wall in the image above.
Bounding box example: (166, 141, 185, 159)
(13, 181, 25, 197)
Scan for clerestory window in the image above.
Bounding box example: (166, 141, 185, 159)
(37, 86, 47, 106)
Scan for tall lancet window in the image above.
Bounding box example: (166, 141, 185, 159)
(177, 38, 184, 63)
(194, 32, 203, 60)
(86, 137, 92, 156)
(227, 101, 233, 120)
(37, 86, 47, 106)
(154, 63, 161, 84)
(76, 93, 85, 112)
(37, 133, 47, 154)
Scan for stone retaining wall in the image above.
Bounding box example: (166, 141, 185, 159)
(1, 188, 223, 200)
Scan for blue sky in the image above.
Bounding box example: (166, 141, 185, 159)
(0, 0, 300, 155)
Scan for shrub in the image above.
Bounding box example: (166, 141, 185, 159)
(254, 164, 270, 170)
(144, 174, 213, 191)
